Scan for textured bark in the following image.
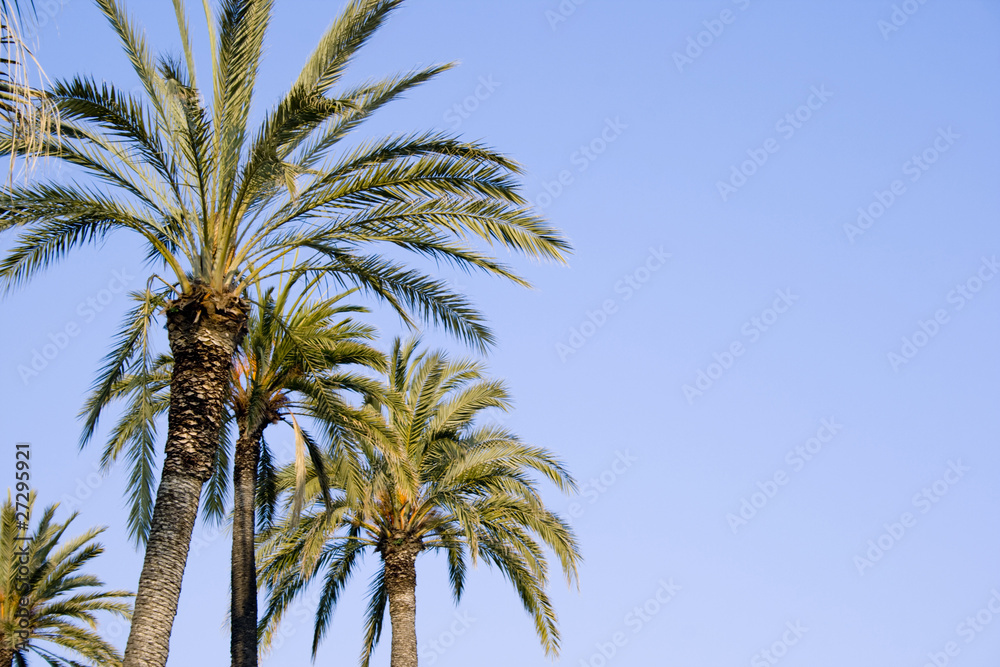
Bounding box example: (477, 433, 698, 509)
(384, 541, 421, 667)
(231, 422, 265, 667)
(0, 642, 14, 667)
(123, 291, 246, 667)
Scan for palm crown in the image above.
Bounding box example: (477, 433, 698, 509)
(257, 337, 581, 666)
(229, 278, 390, 525)
(0, 0, 568, 346)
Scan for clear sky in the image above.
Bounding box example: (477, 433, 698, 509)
(2, 1, 999, 666)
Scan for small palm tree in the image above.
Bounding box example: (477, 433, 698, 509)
(229, 280, 390, 667)
(86, 277, 392, 667)
(0, 1, 569, 663)
(0, 491, 132, 667)
(257, 338, 581, 667)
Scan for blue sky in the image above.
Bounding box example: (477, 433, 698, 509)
(2, 0, 1000, 665)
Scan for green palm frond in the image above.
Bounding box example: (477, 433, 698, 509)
(3, 0, 569, 301)
(78, 288, 169, 545)
(200, 409, 234, 527)
(358, 566, 387, 667)
(0, 492, 133, 666)
(257, 337, 581, 662)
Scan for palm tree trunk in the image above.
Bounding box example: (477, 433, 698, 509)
(0, 641, 15, 667)
(124, 293, 246, 667)
(384, 542, 420, 667)
(231, 423, 264, 667)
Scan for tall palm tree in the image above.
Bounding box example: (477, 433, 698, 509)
(257, 338, 581, 667)
(84, 277, 394, 667)
(0, 491, 133, 667)
(0, 1, 570, 664)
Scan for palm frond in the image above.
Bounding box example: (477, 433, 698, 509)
(255, 336, 580, 661)
(0, 493, 133, 666)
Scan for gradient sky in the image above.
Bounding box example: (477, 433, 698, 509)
(2, 1, 999, 666)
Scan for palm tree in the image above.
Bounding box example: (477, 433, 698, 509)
(85, 277, 394, 667)
(0, 491, 132, 666)
(0, 1, 570, 664)
(228, 280, 390, 667)
(257, 338, 581, 667)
